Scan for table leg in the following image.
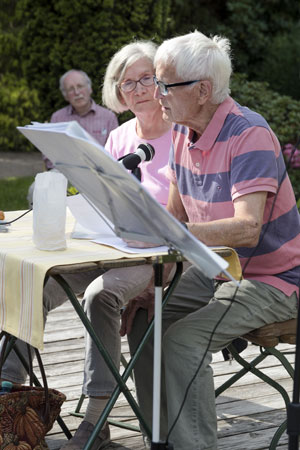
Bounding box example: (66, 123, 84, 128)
(0, 332, 72, 439)
(51, 260, 183, 449)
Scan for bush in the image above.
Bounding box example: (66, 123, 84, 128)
(231, 73, 300, 145)
(16, 0, 171, 121)
(231, 73, 300, 202)
(283, 144, 300, 202)
(0, 74, 41, 152)
(257, 28, 300, 101)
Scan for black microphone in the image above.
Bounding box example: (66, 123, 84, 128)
(118, 143, 155, 170)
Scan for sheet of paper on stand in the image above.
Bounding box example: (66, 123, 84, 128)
(67, 193, 169, 254)
(17, 121, 237, 284)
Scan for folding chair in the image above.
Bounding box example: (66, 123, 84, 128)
(215, 318, 296, 449)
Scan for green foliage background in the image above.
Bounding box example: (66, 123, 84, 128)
(1, 0, 300, 152)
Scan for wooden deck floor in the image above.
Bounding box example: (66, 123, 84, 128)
(40, 301, 295, 450)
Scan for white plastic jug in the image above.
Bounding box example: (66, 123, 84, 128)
(33, 171, 68, 250)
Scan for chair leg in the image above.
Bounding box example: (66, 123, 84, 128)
(215, 345, 268, 397)
(73, 393, 85, 416)
(215, 343, 294, 450)
(233, 345, 291, 408)
(72, 351, 134, 416)
(71, 394, 140, 431)
(11, 339, 72, 439)
(269, 419, 287, 450)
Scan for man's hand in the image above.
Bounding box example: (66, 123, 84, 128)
(120, 286, 154, 336)
(124, 239, 162, 249)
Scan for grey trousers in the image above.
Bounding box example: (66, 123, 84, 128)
(1, 265, 154, 397)
(128, 265, 298, 450)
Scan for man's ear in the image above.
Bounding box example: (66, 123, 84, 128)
(197, 80, 212, 104)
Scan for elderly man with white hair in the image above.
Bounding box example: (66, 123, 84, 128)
(26, 69, 118, 205)
(123, 30, 300, 449)
(44, 69, 118, 170)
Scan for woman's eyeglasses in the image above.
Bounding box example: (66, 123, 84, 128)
(119, 75, 154, 93)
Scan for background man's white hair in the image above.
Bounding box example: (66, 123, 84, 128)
(59, 70, 92, 97)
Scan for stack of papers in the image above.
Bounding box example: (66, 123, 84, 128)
(67, 194, 169, 254)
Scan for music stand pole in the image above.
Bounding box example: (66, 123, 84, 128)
(151, 261, 174, 450)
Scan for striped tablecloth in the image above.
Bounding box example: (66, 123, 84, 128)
(0, 210, 168, 349)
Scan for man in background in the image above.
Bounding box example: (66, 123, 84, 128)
(27, 69, 118, 204)
(44, 69, 118, 170)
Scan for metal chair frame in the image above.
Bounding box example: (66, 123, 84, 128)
(215, 328, 295, 450)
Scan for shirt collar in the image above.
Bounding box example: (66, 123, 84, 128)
(67, 98, 96, 116)
(188, 96, 234, 151)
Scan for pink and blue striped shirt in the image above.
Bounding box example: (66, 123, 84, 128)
(167, 96, 300, 296)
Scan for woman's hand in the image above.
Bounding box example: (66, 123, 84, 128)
(119, 262, 174, 336)
(120, 286, 154, 336)
(0, 211, 5, 221)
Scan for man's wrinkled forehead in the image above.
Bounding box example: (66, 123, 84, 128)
(155, 61, 176, 82)
(64, 72, 86, 88)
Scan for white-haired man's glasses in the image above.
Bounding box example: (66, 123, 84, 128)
(153, 75, 201, 96)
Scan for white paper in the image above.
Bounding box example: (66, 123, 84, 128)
(17, 121, 234, 282)
(67, 194, 169, 254)
(67, 194, 114, 236)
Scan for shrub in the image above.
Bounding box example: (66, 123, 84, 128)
(0, 74, 41, 152)
(282, 144, 300, 202)
(16, 0, 171, 121)
(231, 73, 300, 145)
(231, 73, 300, 202)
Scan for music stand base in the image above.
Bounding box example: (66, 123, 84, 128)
(151, 441, 174, 449)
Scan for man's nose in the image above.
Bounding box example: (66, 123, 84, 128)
(154, 85, 162, 99)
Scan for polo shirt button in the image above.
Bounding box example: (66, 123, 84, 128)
(195, 162, 200, 167)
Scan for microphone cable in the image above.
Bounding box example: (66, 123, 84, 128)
(166, 135, 300, 444)
(0, 208, 32, 225)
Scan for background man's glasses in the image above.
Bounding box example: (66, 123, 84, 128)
(153, 75, 201, 96)
(119, 75, 154, 93)
(66, 84, 87, 95)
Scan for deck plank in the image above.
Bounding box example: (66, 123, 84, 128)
(41, 301, 294, 450)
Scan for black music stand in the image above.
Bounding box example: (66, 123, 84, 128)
(18, 121, 237, 448)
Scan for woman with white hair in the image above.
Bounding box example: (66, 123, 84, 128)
(60, 40, 172, 450)
(102, 40, 171, 204)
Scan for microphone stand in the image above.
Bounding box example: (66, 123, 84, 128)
(131, 166, 141, 181)
(151, 262, 173, 450)
(129, 161, 170, 447)
(130, 163, 172, 448)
